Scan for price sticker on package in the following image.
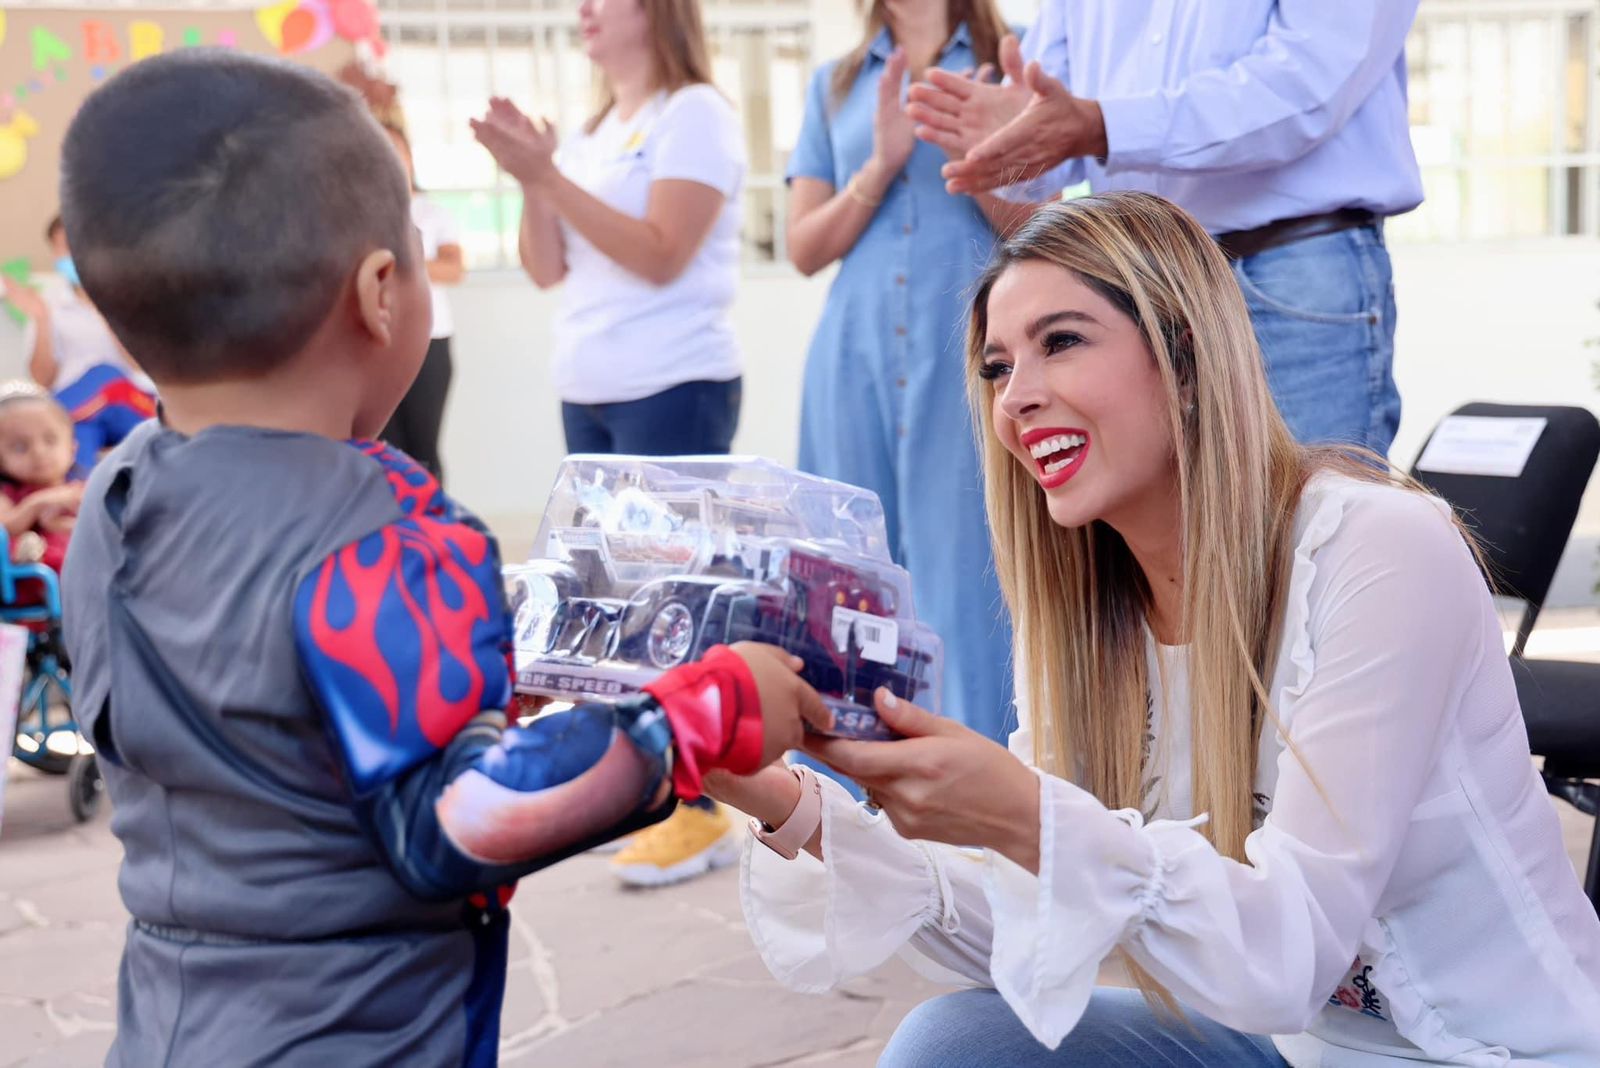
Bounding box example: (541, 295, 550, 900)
(831, 607, 899, 665)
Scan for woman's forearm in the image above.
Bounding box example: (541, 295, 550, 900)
(517, 190, 567, 289)
(537, 172, 712, 286)
(786, 162, 896, 277)
(427, 245, 466, 285)
(27, 314, 57, 388)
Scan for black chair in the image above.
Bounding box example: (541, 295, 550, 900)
(1408, 402, 1600, 915)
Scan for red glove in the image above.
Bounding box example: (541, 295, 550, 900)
(643, 645, 763, 801)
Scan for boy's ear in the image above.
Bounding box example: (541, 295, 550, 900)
(354, 249, 399, 347)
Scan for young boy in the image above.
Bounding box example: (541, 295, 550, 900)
(57, 51, 829, 1067)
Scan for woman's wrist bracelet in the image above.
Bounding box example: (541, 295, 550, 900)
(750, 764, 823, 861)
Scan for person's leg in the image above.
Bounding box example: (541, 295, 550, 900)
(380, 381, 416, 461)
(1234, 225, 1400, 457)
(880, 987, 1287, 1068)
(394, 336, 454, 483)
(631, 379, 730, 814)
(601, 379, 742, 872)
(602, 378, 742, 456)
(560, 400, 613, 455)
(1367, 226, 1401, 455)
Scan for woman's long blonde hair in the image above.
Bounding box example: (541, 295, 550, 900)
(967, 194, 1424, 952)
(830, 0, 1011, 107)
(585, 0, 717, 133)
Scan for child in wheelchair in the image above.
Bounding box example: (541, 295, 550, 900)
(0, 381, 95, 820)
(0, 382, 84, 572)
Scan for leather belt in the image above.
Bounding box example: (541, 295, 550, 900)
(1214, 208, 1379, 261)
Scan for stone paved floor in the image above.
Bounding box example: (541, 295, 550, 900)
(3, 610, 1597, 1067)
(0, 767, 948, 1068)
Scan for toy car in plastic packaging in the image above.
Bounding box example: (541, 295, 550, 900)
(504, 456, 943, 740)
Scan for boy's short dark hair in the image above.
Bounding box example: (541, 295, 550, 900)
(59, 50, 414, 384)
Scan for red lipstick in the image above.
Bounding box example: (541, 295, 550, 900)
(1019, 426, 1090, 490)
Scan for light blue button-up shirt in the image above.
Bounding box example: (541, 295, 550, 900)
(1007, 0, 1424, 234)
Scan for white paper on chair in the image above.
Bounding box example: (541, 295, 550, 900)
(1414, 416, 1547, 478)
(0, 623, 32, 834)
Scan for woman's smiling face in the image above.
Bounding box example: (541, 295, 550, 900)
(980, 258, 1176, 532)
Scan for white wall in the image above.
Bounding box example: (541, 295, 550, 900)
(441, 237, 1600, 601)
(2, 237, 1596, 600)
(438, 268, 829, 551)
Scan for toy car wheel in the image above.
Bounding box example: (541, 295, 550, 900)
(646, 601, 696, 669)
(507, 569, 573, 654)
(68, 753, 103, 823)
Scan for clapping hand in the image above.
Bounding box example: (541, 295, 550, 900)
(868, 47, 918, 185)
(910, 34, 1107, 196)
(471, 97, 560, 189)
(907, 39, 1028, 162)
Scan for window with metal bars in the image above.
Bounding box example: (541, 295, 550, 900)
(375, 0, 813, 269)
(1399, 0, 1599, 240)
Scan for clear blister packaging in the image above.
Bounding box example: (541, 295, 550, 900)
(504, 456, 943, 739)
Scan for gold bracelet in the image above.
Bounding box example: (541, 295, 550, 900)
(846, 173, 882, 208)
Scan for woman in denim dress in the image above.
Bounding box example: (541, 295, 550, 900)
(786, 0, 1033, 743)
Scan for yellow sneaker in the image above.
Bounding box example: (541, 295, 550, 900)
(609, 802, 739, 888)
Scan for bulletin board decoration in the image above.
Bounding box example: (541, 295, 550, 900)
(0, 5, 377, 269)
(0, 4, 380, 178)
(0, 108, 35, 181)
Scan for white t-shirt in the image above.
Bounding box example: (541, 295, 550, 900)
(741, 474, 1600, 1066)
(411, 195, 460, 340)
(23, 279, 140, 392)
(552, 84, 745, 405)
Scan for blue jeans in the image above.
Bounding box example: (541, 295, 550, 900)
(560, 378, 741, 456)
(562, 377, 739, 813)
(880, 988, 1288, 1068)
(1234, 225, 1400, 456)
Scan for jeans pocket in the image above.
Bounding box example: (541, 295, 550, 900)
(1234, 230, 1379, 325)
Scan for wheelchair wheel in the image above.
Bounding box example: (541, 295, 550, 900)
(11, 735, 71, 775)
(68, 753, 103, 823)
(13, 669, 74, 775)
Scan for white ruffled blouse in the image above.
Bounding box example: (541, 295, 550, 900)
(740, 475, 1600, 1066)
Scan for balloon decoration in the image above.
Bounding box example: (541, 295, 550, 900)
(256, 0, 381, 57)
(0, 2, 384, 184)
(330, 0, 381, 54)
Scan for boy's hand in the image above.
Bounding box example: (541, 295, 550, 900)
(725, 642, 832, 768)
(703, 762, 806, 830)
(1, 277, 47, 322)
